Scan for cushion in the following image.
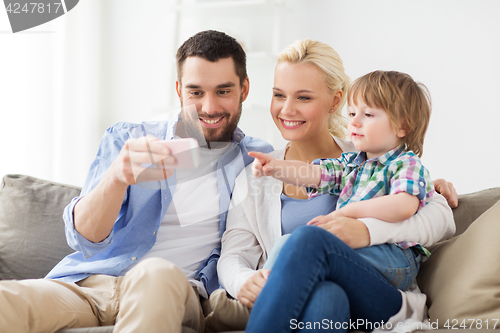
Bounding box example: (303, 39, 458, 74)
(417, 198, 500, 328)
(0, 174, 81, 280)
(452, 187, 500, 236)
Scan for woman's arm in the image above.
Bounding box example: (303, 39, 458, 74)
(218, 168, 267, 299)
(314, 192, 455, 249)
(219, 226, 272, 308)
(362, 193, 456, 247)
(219, 227, 265, 299)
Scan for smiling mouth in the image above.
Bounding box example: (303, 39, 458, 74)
(199, 116, 224, 126)
(281, 118, 306, 127)
(201, 118, 222, 124)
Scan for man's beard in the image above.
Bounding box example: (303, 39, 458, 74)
(180, 98, 242, 148)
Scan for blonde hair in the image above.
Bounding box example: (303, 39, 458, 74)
(348, 71, 432, 157)
(276, 39, 351, 139)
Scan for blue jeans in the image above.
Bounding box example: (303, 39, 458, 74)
(247, 226, 405, 333)
(264, 233, 420, 291)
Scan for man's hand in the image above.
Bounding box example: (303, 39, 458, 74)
(237, 269, 271, 309)
(308, 216, 370, 249)
(73, 135, 177, 243)
(111, 135, 177, 185)
(433, 179, 458, 208)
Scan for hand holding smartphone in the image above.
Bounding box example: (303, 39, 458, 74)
(158, 138, 200, 169)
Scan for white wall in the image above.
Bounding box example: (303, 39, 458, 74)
(278, 0, 500, 195)
(0, 1, 106, 186)
(1, 0, 499, 194)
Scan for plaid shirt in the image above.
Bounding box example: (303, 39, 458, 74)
(307, 145, 435, 257)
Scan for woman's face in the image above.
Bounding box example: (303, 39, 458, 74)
(271, 62, 336, 142)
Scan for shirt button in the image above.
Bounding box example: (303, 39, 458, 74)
(131, 257, 137, 261)
(153, 231, 156, 235)
(419, 181, 425, 187)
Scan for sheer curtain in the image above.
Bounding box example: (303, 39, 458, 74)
(0, 1, 105, 186)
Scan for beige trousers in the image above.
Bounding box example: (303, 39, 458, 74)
(0, 258, 204, 333)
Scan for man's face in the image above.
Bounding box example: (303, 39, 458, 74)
(176, 57, 249, 144)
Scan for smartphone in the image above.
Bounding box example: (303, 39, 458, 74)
(158, 138, 201, 169)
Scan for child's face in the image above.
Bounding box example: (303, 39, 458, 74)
(347, 97, 406, 159)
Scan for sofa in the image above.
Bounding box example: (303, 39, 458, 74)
(1, 173, 500, 333)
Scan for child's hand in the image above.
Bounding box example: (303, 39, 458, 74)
(248, 151, 277, 178)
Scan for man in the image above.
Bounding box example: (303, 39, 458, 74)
(0, 30, 272, 333)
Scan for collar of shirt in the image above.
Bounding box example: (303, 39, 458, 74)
(351, 144, 406, 169)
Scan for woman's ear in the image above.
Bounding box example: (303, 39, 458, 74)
(330, 89, 343, 113)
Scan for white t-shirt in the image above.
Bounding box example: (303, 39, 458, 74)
(122, 143, 234, 298)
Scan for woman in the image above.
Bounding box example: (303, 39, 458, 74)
(218, 39, 456, 332)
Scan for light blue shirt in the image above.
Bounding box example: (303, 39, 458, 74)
(280, 193, 339, 235)
(46, 111, 273, 295)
